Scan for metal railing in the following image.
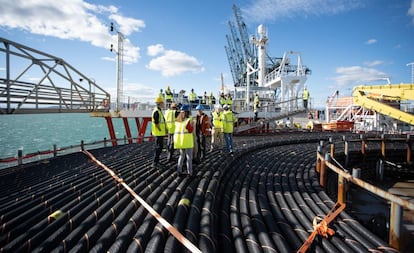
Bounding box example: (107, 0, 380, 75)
(315, 135, 414, 250)
(0, 135, 152, 169)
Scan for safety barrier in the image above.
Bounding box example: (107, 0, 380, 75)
(316, 134, 414, 250)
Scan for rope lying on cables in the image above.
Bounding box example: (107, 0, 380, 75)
(82, 150, 202, 253)
(297, 202, 345, 253)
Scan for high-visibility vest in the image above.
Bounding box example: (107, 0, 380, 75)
(212, 111, 223, 129)
(303, 89, 310, 100)
(174, 119, 194, 149)
(165, 89, 173, 101)
(210, 95, 216, 104)
(189, 91, 197, 102)
(219, 96, 226, 105)
(164, 109, 176, 134)
(151, 107, 166, 136)
(226, 97, 233, 105)
(223, 110, 235, 133)
(254, 95, 259, 105)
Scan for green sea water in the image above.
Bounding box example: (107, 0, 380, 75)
(0, 113, 145, 158)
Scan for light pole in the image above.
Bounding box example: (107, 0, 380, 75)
(110, 22, 125, 112)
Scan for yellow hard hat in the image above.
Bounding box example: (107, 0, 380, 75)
(155, 96, 164, 103)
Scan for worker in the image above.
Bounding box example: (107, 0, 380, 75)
(225, 94, 233, 109)
(210, 92, 216, 105)
(151, 96, 166, 168)
(189, 88, 197, 104)
(165, 86, 173, 107)
(164, 103, 179, 162)
(254, 92, 260, 121)
(201, 91, 208, 105)
(174, 104, 194, 177)
(219, 92, 226, 106)
(158, 89, 164, 101)
(195, 104, 211, 161)
(223, 104, 236, 154)
(303, 87, 310, 110)
(210, 104, 224, 152)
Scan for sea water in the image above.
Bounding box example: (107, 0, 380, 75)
(0, 113, 143, 158)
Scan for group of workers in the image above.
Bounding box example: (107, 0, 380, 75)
(151, 95, 237, 177)
(158, 86, 236, 109)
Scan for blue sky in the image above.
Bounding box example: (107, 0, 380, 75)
(0, 0, 413, 108)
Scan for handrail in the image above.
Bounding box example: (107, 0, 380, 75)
(0, 135, 152, 169)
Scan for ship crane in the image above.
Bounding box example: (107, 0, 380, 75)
(232, 4, 254, 64)
(224, 4, 311, 121)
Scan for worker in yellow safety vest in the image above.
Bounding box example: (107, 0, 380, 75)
(189, 89, 197, 104)
(219, 93, 226, 106)
(174, 104, 194, 177)
(223, 104, 237, 154)
(165, 86, 173, 107)
(210, 104, 224, 151)
(303, 87, 310, 110)
(210, 92, 216, 105)
(225, 94, 233, 109)
(164, 103, 179, 162)
(152, 96, 166, 168)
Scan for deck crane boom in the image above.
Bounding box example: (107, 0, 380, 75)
(232, 4, 254, 63)
(353, 83, 414, 125)
(225, 34, 240, 86)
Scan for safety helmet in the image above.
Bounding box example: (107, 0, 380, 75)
(180, 104, 190, 112)
(223, 104, 229, 110)
(155, 96, 164, 103)
(196, 104, 203, 110)
(214, 104, 222, 110)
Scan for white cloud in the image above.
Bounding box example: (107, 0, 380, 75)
(364, 60, 383, 67)
(0, 0, 143, 63)
(101, 56, 115, 62)
(109, 14, 145, 36)
(408, 0, 414, 23)
(365, 39, 377, 45)
(147, 44, 165, 57)
(332, 66, 388, 87)
(146, 49, 205, 77)
(242, 0, 363, 23)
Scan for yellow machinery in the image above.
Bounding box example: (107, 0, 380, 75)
(353, 83, 414, 126)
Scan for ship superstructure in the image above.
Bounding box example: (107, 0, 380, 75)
(225, 4, 311, 118)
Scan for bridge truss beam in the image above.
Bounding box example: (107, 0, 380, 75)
(0, 37, 110, 114)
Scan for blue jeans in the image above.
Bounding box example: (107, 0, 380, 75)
(224, 133, 233, 152)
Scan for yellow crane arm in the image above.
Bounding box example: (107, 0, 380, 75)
(353, 83, 414, 125)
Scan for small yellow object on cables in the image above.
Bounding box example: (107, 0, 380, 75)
(48, 210, 65, 223)
(179, 198, 191, 206)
